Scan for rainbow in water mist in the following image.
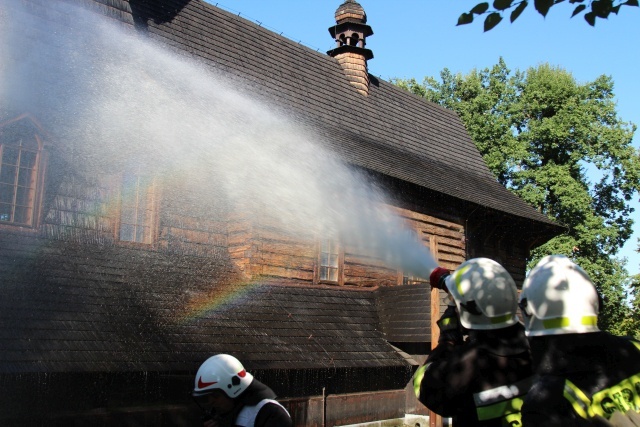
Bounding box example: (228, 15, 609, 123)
(178, 279, 263, 324)
(3, 1, 440, 321)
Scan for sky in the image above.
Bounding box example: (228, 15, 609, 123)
(206, 0, 640, 276)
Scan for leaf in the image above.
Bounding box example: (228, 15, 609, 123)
(471, 2, 490, 14)
(511, 1, 529, 22)
(484, 12, 503, 31)
(571, 4, 587, 16)
(584, 11, 596, 25)
(592, 0, 613, 17)
(457, 12, 475, 25)
(534, 0, 554, 16)
(569, 0, 585, 3)
(611, 4, 621, 13)
(625, 0, 639, 6)
(493, 0, 514, 10)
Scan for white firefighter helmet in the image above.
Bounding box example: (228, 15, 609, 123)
(444, 258, 519, 330)
(519, 255, 599, 337)
(193, 354, 254, 398)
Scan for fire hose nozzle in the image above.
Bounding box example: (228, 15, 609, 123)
(429, 267, 450, 291)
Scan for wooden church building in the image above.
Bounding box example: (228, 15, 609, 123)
(0, 0, 562, 425)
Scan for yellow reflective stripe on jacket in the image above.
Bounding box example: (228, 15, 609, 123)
(542, 316, 597, 330)
(413, 364, 428, 398)
(475, 396, 524, 421)
(589, 372, 640, 419)
(563, 380, 592, 419)
(439, 317, 455, 327)
(564, 372, 640, 420)
(473, 377, 534, 424)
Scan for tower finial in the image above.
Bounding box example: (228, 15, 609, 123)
(327, 1, 373, 96)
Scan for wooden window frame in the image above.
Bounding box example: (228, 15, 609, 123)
(396, 232, 433, 286)
(314, 237, 344, 286)
(0, 114, 48, 230)
(400, 272, 429, 286)
(114, 172, 160, 245)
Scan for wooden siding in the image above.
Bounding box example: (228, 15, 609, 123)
(235, 203, 467, 289)
(251, 218, 317, 282)
(36, 173, 231, 259)
(469, 235, 529, 287)
(40, 176, 118, 243)
(390, 205, 466, 272)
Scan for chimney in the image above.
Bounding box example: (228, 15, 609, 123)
(327, 0, 373, 96)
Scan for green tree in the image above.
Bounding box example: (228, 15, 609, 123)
(626, 240, 640, 338)
(458, 0, 639, 32)
(393, 59, 640, 335)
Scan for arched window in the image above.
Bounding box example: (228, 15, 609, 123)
(0, 114, 46, 227)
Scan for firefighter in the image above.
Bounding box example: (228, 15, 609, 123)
(518, 255, 640, 427)
(413, 258, 534, 426)
(192, 354, 292, 427)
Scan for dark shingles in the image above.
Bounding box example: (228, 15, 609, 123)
(0, 233, 410, 373)
(377, 284, 431, 343)
(123, 0, 557, 226)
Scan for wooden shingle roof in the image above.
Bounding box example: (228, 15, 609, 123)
(376, 284, 431, 343)
(88, 0, 557, 227)
(0, 232, 408, 373)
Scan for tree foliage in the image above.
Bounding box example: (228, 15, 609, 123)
(458, 0, 639, 31)
(392, 59, 640, 335)
(627, 240, 640, 337)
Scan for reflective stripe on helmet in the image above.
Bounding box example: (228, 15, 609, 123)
(542, 316, 598, 330)
(489, 313, 514, 325)
(453, 264, 471, 297)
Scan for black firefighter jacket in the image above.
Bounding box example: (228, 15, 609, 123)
(521, 331, 640, 427)
(417, 323, 534, 427)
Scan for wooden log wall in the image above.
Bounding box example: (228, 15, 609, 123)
(468, 237, 529, 287)
(41, 175, 119, 243)
(390, 205, 466, 273)
(248, 215, 317, 283)
(241, 203, 466, 288)
(158, 211, 228, 258)
(35, 172, 470, 289)
(466, 211, 530, 287)
(37, 173, 231, 260)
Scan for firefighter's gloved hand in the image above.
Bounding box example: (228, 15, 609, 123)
(436, 305, 463, 345)
(429, 267, 450, 290)
(600, 410, 640, 427)
(588, 410, 640, 427)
